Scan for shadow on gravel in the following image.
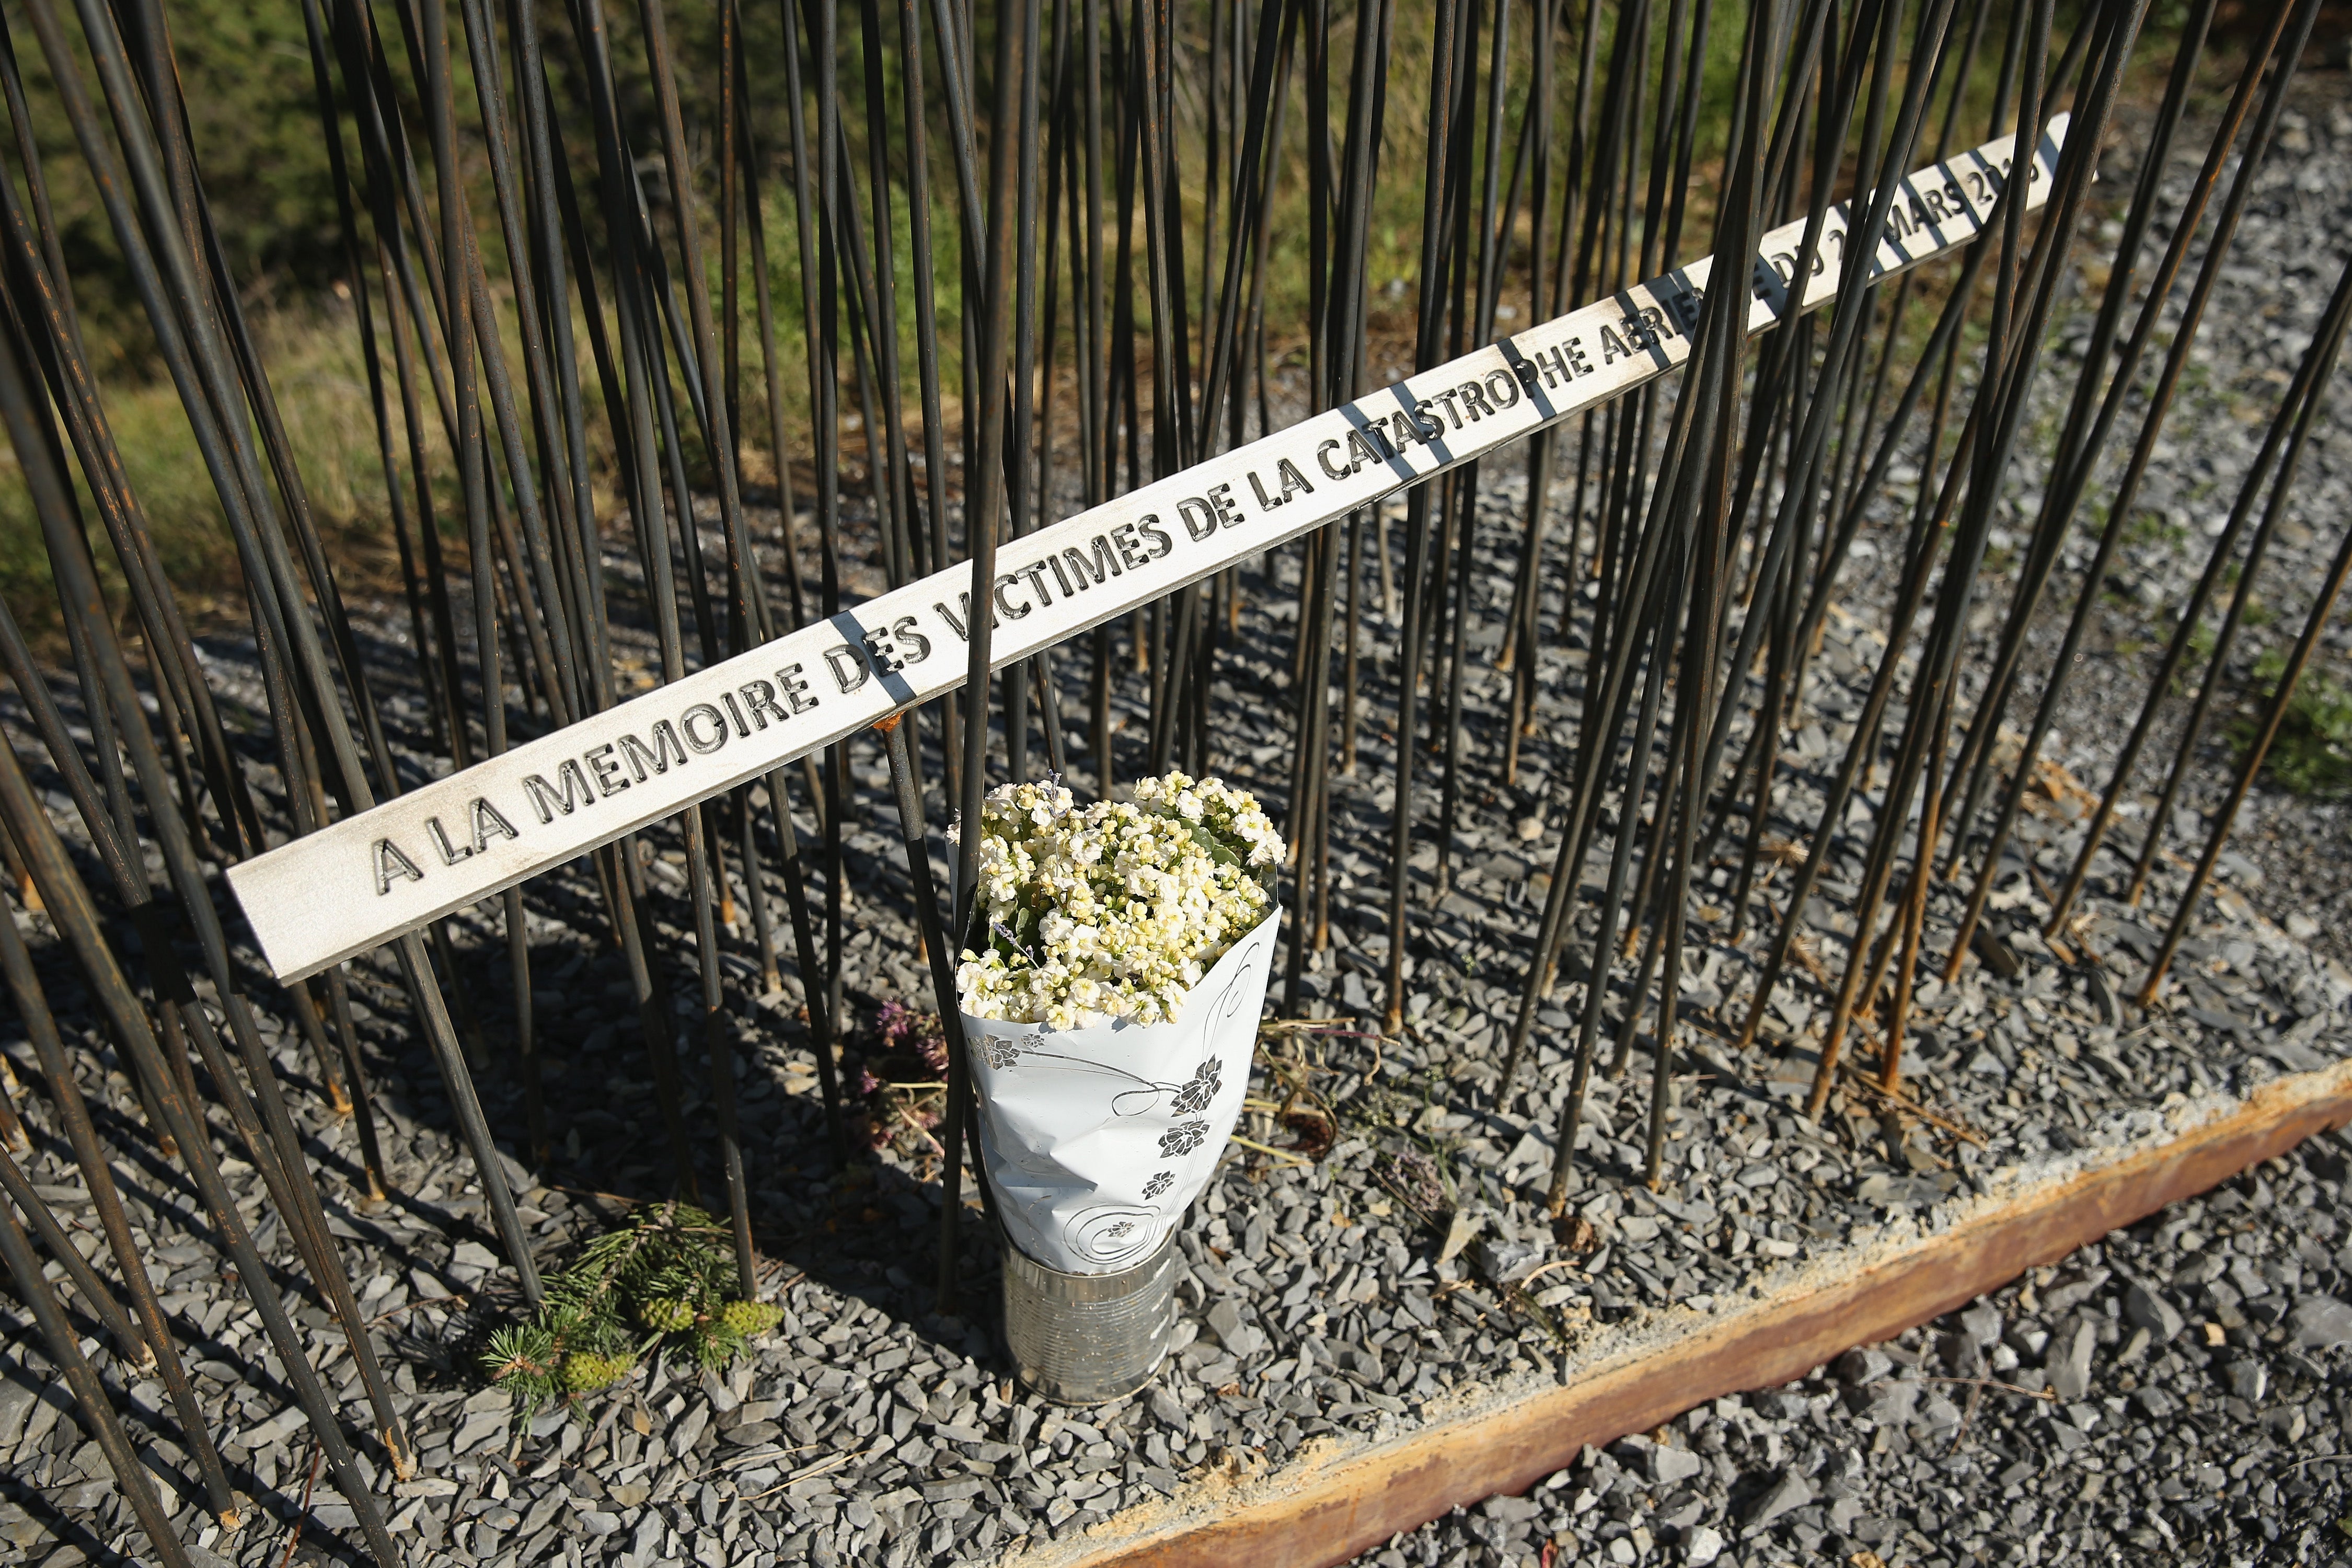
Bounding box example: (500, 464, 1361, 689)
(343, 928, 1016, 1386)
(0, 1470, 137, 1568)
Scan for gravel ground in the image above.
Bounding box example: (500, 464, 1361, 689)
(6, 63, 2352, 1568)
(1349, 1131, 2352, 1568)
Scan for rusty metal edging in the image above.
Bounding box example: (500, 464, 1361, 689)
(1012, 1057, 2352, 1568)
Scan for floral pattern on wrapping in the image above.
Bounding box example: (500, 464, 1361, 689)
(1158, 1120, 1208, 1158)
(1168, 1056, 1223, 1115)
(1142, 1170, 1174, 1201)
(981, 1034, 1024, 1070)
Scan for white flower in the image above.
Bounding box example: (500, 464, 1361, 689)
(954, 772, 1283, 1026)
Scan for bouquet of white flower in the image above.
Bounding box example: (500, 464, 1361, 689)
(955, 772, 1282, 1029)
(954, 771, 1283, 1299)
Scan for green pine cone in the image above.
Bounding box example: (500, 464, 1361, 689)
(561, 1351, 630, 1392)
(718, 1299, 782, 1338)
(639, 1296, 699, 1332)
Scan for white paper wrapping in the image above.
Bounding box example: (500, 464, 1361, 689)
(962, 908, 1281, 1275)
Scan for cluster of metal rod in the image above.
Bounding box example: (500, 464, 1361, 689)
(0, 0, 2346, 1559)
(1491, 0, 2348, 1209)
(1300, 0, 2347, 1154)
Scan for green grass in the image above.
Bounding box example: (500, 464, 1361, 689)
(2236, 648, 2352, 800)
(2171, 616, 2217, 694)
(0, 303, 394, 638)
(2123, 507, 2184, 550)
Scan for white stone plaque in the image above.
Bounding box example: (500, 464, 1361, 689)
(227, 119, 2066, 981)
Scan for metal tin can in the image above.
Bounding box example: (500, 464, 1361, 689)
(1000, 1228, 1177, 1405)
